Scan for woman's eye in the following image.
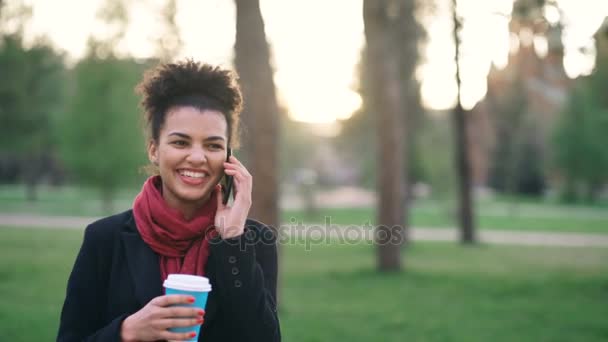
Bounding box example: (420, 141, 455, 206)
(171, 140, 187, 146)
(209, 144, 224, 150)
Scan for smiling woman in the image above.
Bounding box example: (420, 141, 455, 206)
(56, 60, 281, 342)
(147, 107, 229, 219)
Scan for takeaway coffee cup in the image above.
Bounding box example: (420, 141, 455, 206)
(163, 274, 212, 342)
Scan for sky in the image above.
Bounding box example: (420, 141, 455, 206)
(13, 0, 608, 127)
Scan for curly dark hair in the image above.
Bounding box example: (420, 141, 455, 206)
(136, 59, 243, 148)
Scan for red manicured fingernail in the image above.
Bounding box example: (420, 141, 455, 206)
(197, 318, 204, 324)
(190, 332, 197, 338)
(187, 297, 195, 303)
(197, 310, 205, 316)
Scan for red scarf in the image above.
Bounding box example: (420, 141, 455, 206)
(133, 176, 218, 282)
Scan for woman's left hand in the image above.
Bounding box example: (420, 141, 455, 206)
(214, 155, 252, 239)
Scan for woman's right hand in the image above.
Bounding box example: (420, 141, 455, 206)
(120, 294, 205, 342)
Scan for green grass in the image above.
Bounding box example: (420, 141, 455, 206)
(2, 184, 608, 233)
(282, 204, 608, 233)
(1, 226, 607, 341)
(0, 184, 139, 217)
(281, 243, 608, 342)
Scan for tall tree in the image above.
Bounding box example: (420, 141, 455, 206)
(551, 20, 608, 202)
(363, 0, 419, 271)
(486, 0, 555, 198)
(342, 2, 426, 193)
(451, 0, 475, 243)
(58, 54, 147, 213)
(56, 0, 146, 212)
(0, 2, 66, 199)
(233, 0, 280, 232)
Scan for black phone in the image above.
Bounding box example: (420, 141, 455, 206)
(222, 148, 234, 205)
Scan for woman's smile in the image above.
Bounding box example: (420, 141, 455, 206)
(177, 168, 210, 186)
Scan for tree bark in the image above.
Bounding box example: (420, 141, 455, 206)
(234, 0, 280, 233)
(364, 0, 411, 271)
(452, 0, 476, 243)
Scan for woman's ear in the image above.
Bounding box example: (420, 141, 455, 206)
(147, 140, 159, 165)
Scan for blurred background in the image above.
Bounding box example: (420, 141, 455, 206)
(1, 0, 607, 341)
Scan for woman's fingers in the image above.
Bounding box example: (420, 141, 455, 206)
(157, 317, 204, 329)
(224, 171, 252, 202)
(223, 168, 245, 181)
(229, 155, 244, 167)
(124, 295, 205, 342)
(223, 164, 247, 179)
(159, 330, 198, 341)
(151, 295, 194, 307)
(224, 167, 251, 184)
(230, 156, 251, 177)
(163, 306, 205, 318)
(215, 183, 225, 209)
(224, 156, 251, 177)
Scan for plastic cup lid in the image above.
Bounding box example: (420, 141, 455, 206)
(163, 274, 212, 292)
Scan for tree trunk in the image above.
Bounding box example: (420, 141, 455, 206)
(234, 0, 280, 233)
(398, 0, 424, 245)
(452, 0, 476, 243)
(364, 0, 411, 272)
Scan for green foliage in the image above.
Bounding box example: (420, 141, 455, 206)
(337, 106, 377, 188)
(279, 116, 325, 182)
(416, 114, 456, 197)
(0, 34, 66, 155)
(551, 79, 608, 202)
(56, 55, 149, 199)
(488, 75, 546, 196)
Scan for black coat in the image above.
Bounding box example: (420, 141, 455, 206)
(57, 209, 281, 341)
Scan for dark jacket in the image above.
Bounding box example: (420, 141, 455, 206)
(57, 209, 280, 342)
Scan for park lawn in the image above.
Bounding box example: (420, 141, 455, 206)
(2, 184, 608, 233)
(0, 184, 139, 217)
(1, 227, 608, 341)
(281, 206, 608, 233)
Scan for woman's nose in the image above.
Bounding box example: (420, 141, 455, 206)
(187, 147, 207, 163)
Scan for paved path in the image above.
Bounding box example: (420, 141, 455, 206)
(2, 213, 608, 247)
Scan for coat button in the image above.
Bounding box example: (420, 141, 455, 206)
(231, 267, 239, 275)
(234, 280, 242, 288)
(228, 256, 237, 264)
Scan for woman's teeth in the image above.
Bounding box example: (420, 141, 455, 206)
(179, 170, 207, 178)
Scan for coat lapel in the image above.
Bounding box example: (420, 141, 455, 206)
(120, 213, 219, 325)
(121, 216, 163, 307)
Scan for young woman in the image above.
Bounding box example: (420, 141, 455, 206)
(57, 60, 280, 342)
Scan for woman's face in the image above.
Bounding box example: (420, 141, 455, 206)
(148, 106, 228, 215)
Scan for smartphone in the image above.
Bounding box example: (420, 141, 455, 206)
(222, 148, 234, 205)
